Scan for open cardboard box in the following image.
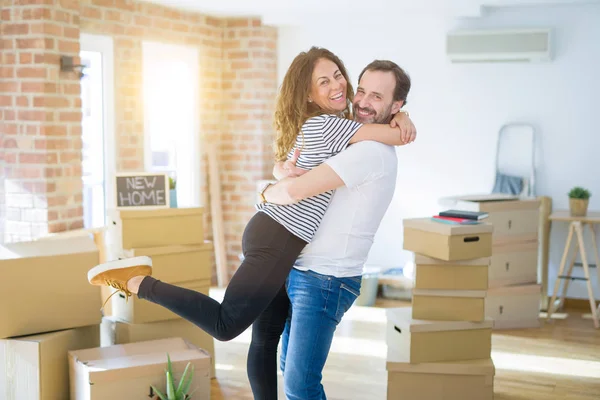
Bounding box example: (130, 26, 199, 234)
(69, 337, 210, 400)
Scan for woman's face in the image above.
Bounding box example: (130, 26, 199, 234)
(308, 58, 348, 113)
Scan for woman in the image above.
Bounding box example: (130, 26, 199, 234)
(87, 47, 412, 347)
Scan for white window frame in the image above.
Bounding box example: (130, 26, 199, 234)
(79, 33, 116, 216)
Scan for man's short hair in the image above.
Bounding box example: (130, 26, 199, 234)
(358, 60, 411, 106)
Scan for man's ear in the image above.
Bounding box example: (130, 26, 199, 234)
(391, 100, 404, 115)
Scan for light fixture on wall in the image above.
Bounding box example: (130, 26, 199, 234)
(60, 55, 87, 79)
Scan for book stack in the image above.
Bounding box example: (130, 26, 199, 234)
(102, 207, 216, 377)
(385, 217, 496, 400)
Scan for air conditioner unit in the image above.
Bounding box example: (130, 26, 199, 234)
(446, 28, 552, 63)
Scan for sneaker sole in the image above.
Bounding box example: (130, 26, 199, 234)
(87, 256, 153, 283)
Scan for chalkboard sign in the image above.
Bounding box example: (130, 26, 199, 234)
(115, 173, 169, 209)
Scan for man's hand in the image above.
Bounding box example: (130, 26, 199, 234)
(390, 111, 416, 144)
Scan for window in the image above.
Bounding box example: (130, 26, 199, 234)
(142, 41, 201, 208)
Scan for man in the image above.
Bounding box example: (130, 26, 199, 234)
(255, 60, 413, 399)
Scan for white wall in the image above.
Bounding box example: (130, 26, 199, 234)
(277, 4, 600, 299)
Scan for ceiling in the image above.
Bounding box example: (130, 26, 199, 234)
(137, 0, 600, 24)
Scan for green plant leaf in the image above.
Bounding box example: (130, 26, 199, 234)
(151, 385, 168, 400)
(568, 186, 591, 199)
(176, 362, 193, 397)
(179, 364, 195, 397)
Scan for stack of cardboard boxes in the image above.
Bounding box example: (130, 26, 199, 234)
(101, 207, 216, 377)
(386, 218, 496, 400)
(0, 236, 103, 399)
(450, 195, 542, 329)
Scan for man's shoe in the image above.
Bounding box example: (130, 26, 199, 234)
(88, 256, 153, 307)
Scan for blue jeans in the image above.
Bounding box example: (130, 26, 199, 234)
(280, 268, 362, 400)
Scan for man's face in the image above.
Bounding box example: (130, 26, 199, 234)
(353, 70, 401, 124)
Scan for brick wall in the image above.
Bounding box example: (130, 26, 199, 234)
(1, 0, 278, 278)
(221, 19, 278, 274)
(1, 0, 84, 242)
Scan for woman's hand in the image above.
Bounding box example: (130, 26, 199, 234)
(273, 149, 308, 179)
(390, 111, 416, 144)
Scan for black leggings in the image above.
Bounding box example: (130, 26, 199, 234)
(247, 285, 290, 399)
(137, 211, 306, 342)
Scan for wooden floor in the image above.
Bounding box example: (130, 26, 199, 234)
(209, 297, 600, 400)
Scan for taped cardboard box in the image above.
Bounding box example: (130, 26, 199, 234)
(386, 307, 493, 364)
(386, 347, 494, 400)
(490, 240, 538, 288)
(112, 279, 210, 324)
(0, 325, 100, 400)
(107, 207, 205, 249)
(69, 337, 210, 400)
(101, 316, 216, 378)
(486, 283, 541, 329)
(414, 254, 490, 291)
(0, 237, 102, 339)
(412, 289, 487, 322)
(403, 218, 493, 261)
(451, 194, 540, 241)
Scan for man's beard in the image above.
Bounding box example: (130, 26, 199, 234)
(353, 103, 394, 124)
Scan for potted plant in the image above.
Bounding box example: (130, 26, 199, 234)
(151, 354, 195, 400)
(169, 177, 177, 208)
(568, 186, 591, 217)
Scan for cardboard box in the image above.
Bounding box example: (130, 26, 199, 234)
(101, 317, 216, 378)
(489, 240, 538, 287)
(107, 207, 205, 249)
(0, 237, 102, 339)
(386, 307, 493, 363)
(403, 218, 493, 261)
(112, 279, 210, 324)
(412, 289, 487, 322)
(414, 254, 489, 291)
(122, 242, 213, 283)
(386, 347, 494, 400)
(69, 337, 210, 400)
(0, 325, 100, 400)
(486, 283, 541, 329)
(451, 194, 540, 240)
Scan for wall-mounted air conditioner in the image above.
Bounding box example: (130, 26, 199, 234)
(446, 28, 552, 63)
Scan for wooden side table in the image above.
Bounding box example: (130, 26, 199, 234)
(546, 211, 600, 328)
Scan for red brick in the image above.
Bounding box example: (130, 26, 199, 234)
(92, 0, 114, 7)
(0, 81, 18, 92)
(30, 22, 62, 36)
(59, 111, 82, 122)
(59, 0, 79, 10)
(60, 151, 80, 163)
(134, 15, 151, 26)
(0, 67, 15, 78)
(53, 10, 72, 24)
(62, 83, 80, 95)
(19, 152, 47, 164)
(41, 125, 67, 136)
(18, 110, 46, 121)
(16, 37, 46, 49)
(34, 96, 70, 108)
(2, 23, 29, 35)
(21, 7, 52, 20)
(7, 166, 42, 179)
(81, 6, 102, 19)
(16, 96, 29, 107)
(3, 110, 16, 120)
(63, 26, 79, 39)
(113, 0, 136, 11)
(58, 39, 79, 54)
(17, 67, 47, 79)
(1, 9, 11, 21)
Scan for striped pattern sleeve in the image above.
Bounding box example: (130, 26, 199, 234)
(320, 114, 363, 154)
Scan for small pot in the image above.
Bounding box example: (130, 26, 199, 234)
(569, 198, 588, 217)
(169, 189, 178, 208)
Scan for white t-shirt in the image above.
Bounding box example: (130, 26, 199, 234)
(256, 114, 362, 243)
(294, 141, 398, 277)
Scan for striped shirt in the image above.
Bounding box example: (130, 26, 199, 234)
(256, 114, 363, 243)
